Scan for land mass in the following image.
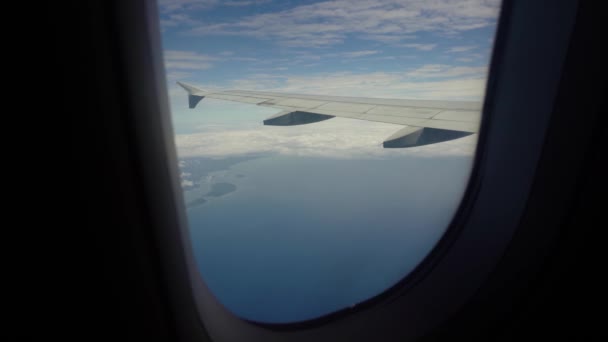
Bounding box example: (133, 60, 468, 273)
(179, 156, 259, 191)
(185, 182, 237, 209)
(206, 182, 237, 197)
(187, 198, 207, 208)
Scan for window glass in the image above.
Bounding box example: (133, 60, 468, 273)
(157, 0, 501, 323)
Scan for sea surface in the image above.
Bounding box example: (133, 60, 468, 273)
(181, 154, 472, 323)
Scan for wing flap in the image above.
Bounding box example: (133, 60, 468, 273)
(263, 110, 334, 126)
(384, 127, 473, 148)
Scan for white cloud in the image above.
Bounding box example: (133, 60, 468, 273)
(405, 64, 488, 79)
(467, 53, 485, 59)
(184, 0, 501, 47)
(166, 70, 195, 81)
(399, 43, 437, 51)
(158, 0, 218, 13)
(224, 0, 272, 6)
(158, 0, 272, 28)
(158, 0, 270, 11)
(160, 13, 200, 27)
(340, 50, 380, 58)
(164, 50, 217, 62)
(446, 45, 477, 53)
(360, 34, 417, 43)
(175, 118, 477, 159)
(163, 50, 217, 70)
(165, 61, 213, 70)
(292, 50, 381, 60)
(158, 0, 217, 27)
(229, 57, 260, 62)
(222, 65, 488, 100)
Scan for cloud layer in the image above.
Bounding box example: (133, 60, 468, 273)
(163, 50, 218, 70)
(227, 67, 489, 100)
(175, 118, 477, 159)
(178, 0, 500, 47)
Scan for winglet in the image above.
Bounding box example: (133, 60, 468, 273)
(177, 81, 206, 109)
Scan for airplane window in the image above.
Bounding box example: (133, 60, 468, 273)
(157, 0, 501, 324)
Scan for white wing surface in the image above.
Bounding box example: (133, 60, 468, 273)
(177, 81, 482, 148)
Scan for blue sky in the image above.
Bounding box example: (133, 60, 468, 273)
(156, 0, 501, 323)
(158, 0, 501, 105)
(157, 0, 500, 158)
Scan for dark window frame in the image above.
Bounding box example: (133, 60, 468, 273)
(76, 0, 605, 340)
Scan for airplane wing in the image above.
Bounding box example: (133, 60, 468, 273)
(177, 81, 482, 148)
